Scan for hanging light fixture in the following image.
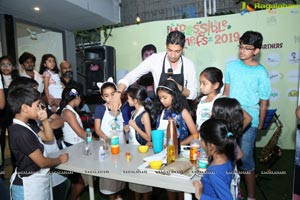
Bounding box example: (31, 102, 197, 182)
(135, 0, 141, 24)
(136, 13, 141, 24)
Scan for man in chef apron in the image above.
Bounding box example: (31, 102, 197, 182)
(111, 30, 198, 113)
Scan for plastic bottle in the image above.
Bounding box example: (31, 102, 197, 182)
(99, 146, 106, 161)
(84, 128, 92, 155)
(167, 117, 178, 160)
(110, 129, 120, 154)
(197, 148, 208, 175)
(190, 134, 200, 164)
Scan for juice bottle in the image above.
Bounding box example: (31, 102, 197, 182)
(110, 130, 119, 154)
(190, 134, 200, 164)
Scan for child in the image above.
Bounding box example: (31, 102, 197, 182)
(223, 31, 271, 200)
(212, 97, 252, 141)
(94, 77, 125, 200)
(155, 79, 197, 200)
(59, 87, 88, 200)
(39, 54, 64, 105)
(212, 97, 252, 199)
(193, 118, 235, 200)
(0, 55, 19, 175)
(126, 85, 153, 200)
(182, 67, 223, 145)
(127, 85, 152, 145)
(196, 67, 223, 129)
(155, 80, 197, 144)
(7, 86, 68, 200)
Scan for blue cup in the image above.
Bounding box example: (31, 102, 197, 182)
(151, 130, 164, 153)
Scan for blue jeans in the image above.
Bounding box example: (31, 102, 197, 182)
(11, 184, 24, 200)
(239, 126, 257, 171)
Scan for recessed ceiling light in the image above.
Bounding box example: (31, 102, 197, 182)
(33, 7, 40, 11)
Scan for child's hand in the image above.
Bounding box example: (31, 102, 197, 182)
(123, 125, 130, 133)
(128, 120, 136, 129)
(34, 103, 48, 121)
(37, 109, 48, 122)
(59, 153, 68, 163)
(193, 180, 203, 200)
(146, 141, 152, 148)
(105, 137, 110, 144)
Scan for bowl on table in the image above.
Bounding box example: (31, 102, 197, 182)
(149, 160, 163, 170)
(138, 145, 149, 153)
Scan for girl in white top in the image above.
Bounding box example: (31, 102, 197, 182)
(60, 87, 87, 200)
(94, 77, 125, 199)
(196, 67, 224, 129)
(126, 85, 153, 199)
(39, 54, 64, 105)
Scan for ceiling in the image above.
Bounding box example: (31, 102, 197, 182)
(0, 0, 120, 32)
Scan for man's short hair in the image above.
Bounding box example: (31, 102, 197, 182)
(18, 52, 36, 64)
(166, 30, 185, 48)
(141, 44, 157, 58)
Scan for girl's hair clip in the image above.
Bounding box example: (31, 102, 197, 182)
(96, 77, 116, 93)
(69, 88, 79, 97)
(227, 132, 233, 138)
(144, 97, 152, 102)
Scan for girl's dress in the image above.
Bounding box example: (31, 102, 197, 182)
(62, 105, 84, 145)
(43, 70, 63, 99)
(128, 106, 152, 193)
(94, 104, 125, 195)
(61, 105, 88, 186)
(128, 106, 148, 145)
(156, 109, 189, 145)
(200, 160, 233, 200)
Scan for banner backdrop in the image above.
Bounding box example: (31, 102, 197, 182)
(106, 8, 300, 149)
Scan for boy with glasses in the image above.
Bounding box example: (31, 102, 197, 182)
(223, 31, 271, 200)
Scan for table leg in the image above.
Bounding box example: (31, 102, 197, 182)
(88, 175, 95, 200)
(184, 192, 192, 200)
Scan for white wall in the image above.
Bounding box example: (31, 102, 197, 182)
(17, 31, 64, 72)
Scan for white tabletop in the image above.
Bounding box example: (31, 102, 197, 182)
(51, 141, 196, 198)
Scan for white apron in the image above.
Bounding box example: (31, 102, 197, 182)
(128, 106, 145, 145)
(10, 119, 50, 200)
(43, 140, 67, 187)
(157, 110, 169, 146)
(48, 72, 63, 99)
(99, 106, 125, 194)
(101, 106, 124, 144)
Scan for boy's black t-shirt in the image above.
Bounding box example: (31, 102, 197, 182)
(8, 123, 44, 185)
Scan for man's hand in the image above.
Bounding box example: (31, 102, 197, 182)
(108, 83, 126, 116)
(108, 92, 122, 117)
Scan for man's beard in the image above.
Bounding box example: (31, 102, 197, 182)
(63, 71, 73, 79)
(25, 66, 34, 71)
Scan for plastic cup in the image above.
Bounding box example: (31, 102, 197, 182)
(151, 130, 164, 153)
